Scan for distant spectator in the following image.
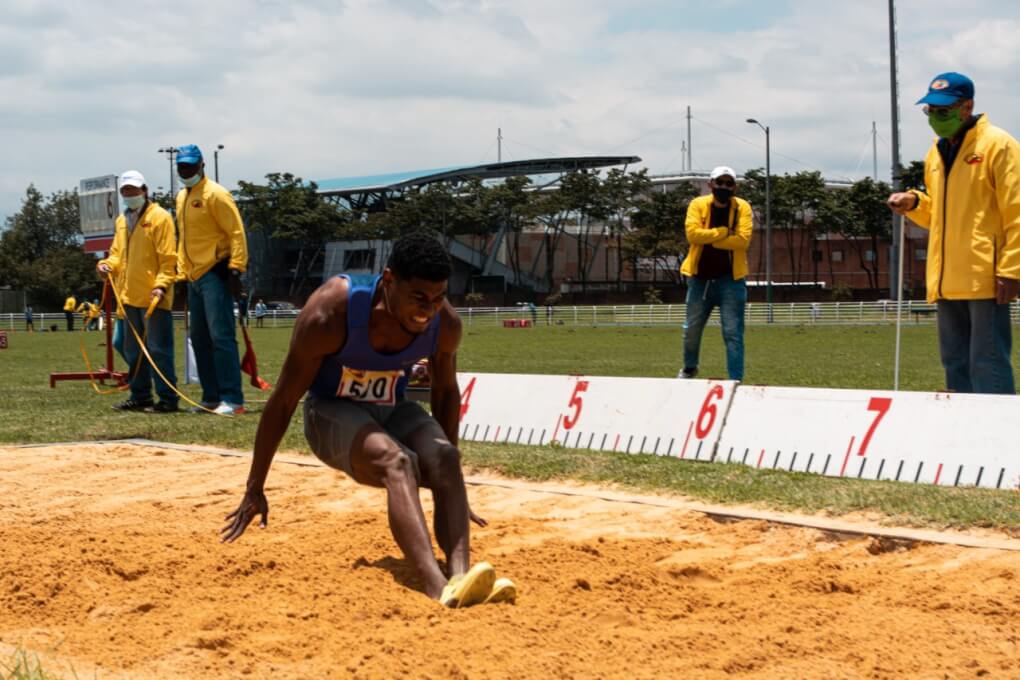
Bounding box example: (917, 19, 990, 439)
(254, 299, 267, 328)
(75, 299, 97, 331)
(526, 301, 537, 326)
(238, 292, 249, 328)
(24, 305, 33, 332)
(63, 293, 76, 331)
(888, 72, 1020, 394)
(89, 298, 101, 330)
(678, 165, 754, 381)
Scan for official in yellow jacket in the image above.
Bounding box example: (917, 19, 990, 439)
(175, 144, 248, 415)
(63, 294, 76, 331)
(889, 72, 1020, 394)
(678, 166, 754, 381)
(98, 170, 179, 412)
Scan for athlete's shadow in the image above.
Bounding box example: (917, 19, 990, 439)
(353, 555, 431, 594)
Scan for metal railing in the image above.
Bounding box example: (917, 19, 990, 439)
(5, 301, 1020, 332)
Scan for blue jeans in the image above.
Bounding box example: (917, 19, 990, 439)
(936, 299, 1015, 394)
(683, 274, 747, 380)
(189, 271, 243, 405)
(123, 306, 178, 404)
(112, 319, 128, 364)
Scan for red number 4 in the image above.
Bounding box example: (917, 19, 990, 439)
(459, 377, 477, 421)
(563, 381, 589, 430)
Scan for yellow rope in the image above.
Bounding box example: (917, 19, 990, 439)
(107, 274, 224, 416)
(78, 284, 129, 395)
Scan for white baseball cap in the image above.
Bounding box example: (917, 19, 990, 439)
(709, 166, 737, 181)
(119, 170, 146, 188)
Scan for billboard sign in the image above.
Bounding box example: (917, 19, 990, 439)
(79, 175, 118, 253)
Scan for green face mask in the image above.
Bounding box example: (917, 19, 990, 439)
(928, 109, 965, 139)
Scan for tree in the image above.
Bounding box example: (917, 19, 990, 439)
(0, 185, 100, 308)
(236, 173, 350, 297)
(897, 160, 926, 192)
(815, 178, 892, 290)
(558, 171, 611, 290)
(603, 169, 652, 288)
(624, 182, 699, 285)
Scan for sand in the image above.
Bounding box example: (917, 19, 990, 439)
(1, 442, 1019, 679)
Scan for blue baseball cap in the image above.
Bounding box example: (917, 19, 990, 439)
(176, 144, 203, 164)
(916, 72, 974, 106)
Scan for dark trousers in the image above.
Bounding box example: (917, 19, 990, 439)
(936, 299, 1015, 394)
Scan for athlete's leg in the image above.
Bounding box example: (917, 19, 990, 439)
(389, 404, 470, 577)
(304, 397, 448, 599)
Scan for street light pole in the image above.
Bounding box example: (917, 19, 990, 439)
(214, 144, 225, 183)
(746, 119, 773, 322)
(157, 146, 177, 212)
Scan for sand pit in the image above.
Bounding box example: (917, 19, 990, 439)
(1, 442, 1019, 679)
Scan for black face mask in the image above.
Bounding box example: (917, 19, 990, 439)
(712, 187, 734, 203)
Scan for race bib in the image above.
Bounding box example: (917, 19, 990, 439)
(337, 367, 401, 405)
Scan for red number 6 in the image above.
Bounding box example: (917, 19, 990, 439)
(695, 385, 724, 439)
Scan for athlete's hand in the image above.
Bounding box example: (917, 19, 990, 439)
(221, 488, 269, 543)
(469, 506, 488, 528)
(97, 262, 112, 275)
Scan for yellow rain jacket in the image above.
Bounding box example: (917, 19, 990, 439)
(98, 202, 177, 311)
(63, 296, 76, 312)
(680, 194, 754, 280)
(176, 177, 248, 282)
(908, 115, 1020, 303)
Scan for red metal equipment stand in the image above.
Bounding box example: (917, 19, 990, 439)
(49, 279, 128, 388)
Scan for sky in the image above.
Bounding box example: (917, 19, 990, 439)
(2, 0, 1019, 223)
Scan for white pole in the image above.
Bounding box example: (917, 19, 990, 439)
(893, 214, 906, 390)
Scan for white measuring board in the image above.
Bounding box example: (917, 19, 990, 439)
(717, 385, 1020, 489)
(457, 372, 736, 458)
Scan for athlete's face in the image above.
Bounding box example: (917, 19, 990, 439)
(382, 271, 447, 335)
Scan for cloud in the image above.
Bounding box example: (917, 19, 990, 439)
(2, 0, 1020, 224)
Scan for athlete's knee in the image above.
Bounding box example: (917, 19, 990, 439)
(428, 444, 463, 489)
(372, 446, 417, 486)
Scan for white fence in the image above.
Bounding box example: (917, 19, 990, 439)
(5, 301, 1020, 332)
(0, 310, 301, 332)
(461, 300, 1020, 327)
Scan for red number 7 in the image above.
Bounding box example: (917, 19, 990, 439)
(858, 397, 892, 456)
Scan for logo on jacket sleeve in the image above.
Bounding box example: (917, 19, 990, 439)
(191, 200, 202, 208)
(142, 221, 152, 229)
(964, 153, 984, 165)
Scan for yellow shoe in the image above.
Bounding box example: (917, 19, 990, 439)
(483, 577, 517, 605)
(440, 562, 496, 609)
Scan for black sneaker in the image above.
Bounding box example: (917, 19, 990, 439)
(677, 367, 698, 379)
(112, 398, 154, 411)
(146, 401, 180, 413)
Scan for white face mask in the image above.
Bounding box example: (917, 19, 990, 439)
(179, 173, 201, 188)
(123, 194, 145, 210)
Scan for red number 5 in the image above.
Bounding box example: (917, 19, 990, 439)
(563, 381, 589, 430)
(695, 385, 724, 439)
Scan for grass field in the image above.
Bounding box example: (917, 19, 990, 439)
(2, 321, 1019, 530)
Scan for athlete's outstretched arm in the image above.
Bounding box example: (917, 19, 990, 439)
(221, 279, 348, 542)
(429, 303, 463, 446)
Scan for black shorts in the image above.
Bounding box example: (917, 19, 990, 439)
(303, 395, 438, 481)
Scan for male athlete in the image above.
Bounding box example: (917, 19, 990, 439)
(221, 231, 515, 608)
